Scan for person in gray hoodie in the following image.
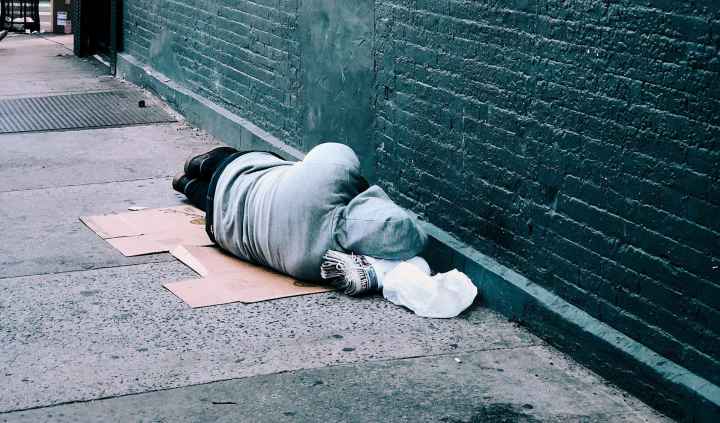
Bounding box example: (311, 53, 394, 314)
(173, 143, 427, 295)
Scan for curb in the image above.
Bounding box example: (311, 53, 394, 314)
(422, 222, 720, 423)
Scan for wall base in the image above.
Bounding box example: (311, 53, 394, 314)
(117, 53, 304, 161)
(422, 223, 719, 423)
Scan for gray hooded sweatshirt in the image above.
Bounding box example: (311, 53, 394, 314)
(211, 143, 427, 281)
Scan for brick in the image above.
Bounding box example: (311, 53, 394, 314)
(124, 0, 301, 148)
(374, 0, 720, 385)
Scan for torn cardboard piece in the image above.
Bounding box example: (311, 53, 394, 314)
(80, 205, 212, 256)
(165, 245, 332, 307)
(82, 206, 331, 306)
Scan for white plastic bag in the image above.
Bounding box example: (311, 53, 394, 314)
(367, 256, 431, 284)
(382, 263, 477, 318)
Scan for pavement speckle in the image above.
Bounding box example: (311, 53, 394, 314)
(0, 348, 671, 422)
(0, 260, 536, 412)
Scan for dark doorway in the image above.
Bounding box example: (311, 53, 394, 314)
(73, 0, 121, 73)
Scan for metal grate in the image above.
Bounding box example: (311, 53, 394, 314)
(1, 0, 40, 32)
(0, 91, 176, 133)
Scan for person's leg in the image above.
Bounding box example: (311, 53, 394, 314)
(184, 146, 238, 180)
(172, 147, 242, 216)
(172, 173, 210, 211)
(184, 178, 210, 211)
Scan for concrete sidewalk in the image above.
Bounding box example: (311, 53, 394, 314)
(0, 34, 670, 422)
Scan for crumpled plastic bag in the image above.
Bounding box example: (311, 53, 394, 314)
(382, 262, 478, 318)
(367, 256, 431, 282)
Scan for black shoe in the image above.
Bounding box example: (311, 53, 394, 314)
(184, 146, 237, 180)
(0, 30, 8, 43)
(172, 171, 195, 194)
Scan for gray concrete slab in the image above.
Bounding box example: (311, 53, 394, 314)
(0, 122, 221, 279)
(0, 261, 538, 412)
(0, 36, 111, 97)
(0, 35, 134, 98)
(0, 123, 218, 192)
(0, 346, 670, 422)
(0, 178, 185, 279)
(38, 34, 74, 50)
(0, 75, 129, 99)
(0, 35, 102, 72)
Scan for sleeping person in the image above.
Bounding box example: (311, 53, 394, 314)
(173, 143, 429, 295)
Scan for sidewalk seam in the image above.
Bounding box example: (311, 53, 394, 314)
(0, 343, 543, 415)
(0, 259, 177, 282)
(0, 176, 171, 195)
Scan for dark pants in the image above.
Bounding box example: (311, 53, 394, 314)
(178, 148, 240, 212)
(176, 147, 285, 243)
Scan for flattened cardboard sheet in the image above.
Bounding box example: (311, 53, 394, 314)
(80, 206, 213, 256)
(165, 245, 332, 307)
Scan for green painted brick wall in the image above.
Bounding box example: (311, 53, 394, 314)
(123, 0, 302, 149)
(374, 0, 720, 385)
(123, 0, 376, 171)
(122, 0, 720, 387)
